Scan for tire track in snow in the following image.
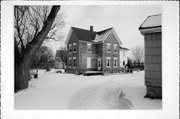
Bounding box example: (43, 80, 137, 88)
(67, 80, 134, 109)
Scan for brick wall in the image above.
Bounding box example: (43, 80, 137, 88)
(144, 32, 162, 98)
(66, 32, 79, 73)
(102, 32, 120, 73)
(95, 44, 103, 56)
(78, 42, 99, 72)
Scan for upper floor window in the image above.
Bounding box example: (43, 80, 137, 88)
(107, 43, 111, 53)
(87, 43, 92, 53)
(114, 44, 118, 53)
(73, 57, 76, 68)
(113, 57, 118, 68)
(73, 43, 76, 53)
(106, 57, 111, 68)
(69, 44, 72, 53)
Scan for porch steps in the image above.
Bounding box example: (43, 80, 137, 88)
(83, 71, 103, 76)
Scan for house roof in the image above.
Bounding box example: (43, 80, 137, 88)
(67, 27, 121, 45)
(71, 27, 97, 42)
(139, 14, 161, 29)
(119, 46, 129, 50)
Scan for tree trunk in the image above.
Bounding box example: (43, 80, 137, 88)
(15, 6, 60, 92)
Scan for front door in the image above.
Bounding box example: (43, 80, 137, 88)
(87, 57, 91, 68)
(97, 58, 102, 70)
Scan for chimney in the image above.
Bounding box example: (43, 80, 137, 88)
(90, 26, 93, 32)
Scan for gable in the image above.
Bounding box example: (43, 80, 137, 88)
(65, 27, 79, 44)
(94, 28, 112, 42)
(103, 28, 122, 45)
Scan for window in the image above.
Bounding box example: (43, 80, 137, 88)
(114, 44, 118, 53)
(123, 61, 125, 66)
(87, 43, 92, 53)
(106, 57, 111, 68)
(73, 57, 76, 68)
(98, 58, 101, 67)
(107, 43, 111, 53)
(69, 44, 72, 53)
(113, 58, 118, 68)
(69, 58, 72, 68)
(73, 43, 76, 53)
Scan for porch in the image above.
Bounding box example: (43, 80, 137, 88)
(83, 70, 103, 76)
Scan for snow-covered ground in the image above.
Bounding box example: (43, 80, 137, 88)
(15, 70, 161, 110)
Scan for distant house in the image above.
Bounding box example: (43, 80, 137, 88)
(55, 50, 67, 69)
(139, 14, 162, 99)
(119, 46, 129, 68)
(65, 26, 122, 74)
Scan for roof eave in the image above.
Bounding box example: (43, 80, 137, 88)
(119, 47, 130, 50)
(78, 40, 101, 44)
(139, 26, 161, 35)
(139, 25, 161, 30)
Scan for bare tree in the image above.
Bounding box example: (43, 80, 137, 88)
(55, 49, 68, 69)
(131, 45, 144, 63)
(14, 5, 63, 92)
(31, 46, 54, 78)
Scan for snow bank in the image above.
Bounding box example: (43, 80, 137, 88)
(15, 71, 161, 110)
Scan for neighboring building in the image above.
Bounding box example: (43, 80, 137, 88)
(55, 50, 67, 69)
(65, 26, 122, 74)
(119, 46, 129, 68)
(139, 14, 162, 99)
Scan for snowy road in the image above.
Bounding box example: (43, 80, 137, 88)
(15, 71, 161, 109)
(68, 79, 133, 109)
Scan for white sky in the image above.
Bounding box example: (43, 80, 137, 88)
(51, 5, 161, 52)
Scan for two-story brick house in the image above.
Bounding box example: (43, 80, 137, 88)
(65, 26, 122, 74)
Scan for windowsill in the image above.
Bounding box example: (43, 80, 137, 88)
(107, 52, 111, 53)
(114, 52, 118, 54)
(87, 52, 92, 53)
(106, 66, 111, 68)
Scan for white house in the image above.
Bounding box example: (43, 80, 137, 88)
(119, 46, 129, 68)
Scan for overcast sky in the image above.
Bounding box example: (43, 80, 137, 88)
(50, 5, 161, 52)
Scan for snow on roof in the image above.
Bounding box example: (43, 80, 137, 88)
(139, 14, 161, 29)
(71, 27, 114, 43)
(94, 28, 112, 42)
(65, 27, 122, 45)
